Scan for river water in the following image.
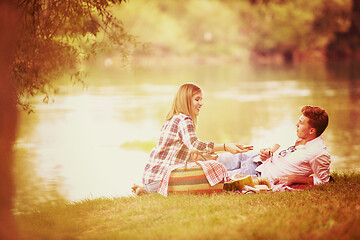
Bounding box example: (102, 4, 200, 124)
(13, 60, 360, 210)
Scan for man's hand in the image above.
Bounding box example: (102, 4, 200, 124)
(273, 175, 314, 186)
(260, 148, 272, 161)
(259, 144, 280, 161)
(253, 177, 271, 188)
(273, 175, 295, 185)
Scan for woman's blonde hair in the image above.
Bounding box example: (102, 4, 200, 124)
(166, 83, 202, 124)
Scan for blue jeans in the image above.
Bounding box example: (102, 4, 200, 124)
(217, 151, 261, 177)
(144, 181, 161, 193)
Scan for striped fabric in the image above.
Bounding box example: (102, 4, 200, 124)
(167, 165, 224, 195)
(158, 160, 230, 196)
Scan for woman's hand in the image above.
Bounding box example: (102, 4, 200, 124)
(202, 152, 218, 160)
(225, 143, 253, 154)
(190, 148, 200, 161)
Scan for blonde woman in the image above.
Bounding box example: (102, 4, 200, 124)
(133, 83, 250, 195)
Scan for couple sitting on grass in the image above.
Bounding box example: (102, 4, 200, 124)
(132, 83, 331, 196)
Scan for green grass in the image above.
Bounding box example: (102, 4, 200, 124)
(15, 172, 360, 240)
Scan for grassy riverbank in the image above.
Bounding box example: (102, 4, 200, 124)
(16, 172, 360, 240)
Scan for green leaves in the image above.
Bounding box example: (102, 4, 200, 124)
(13, 0, 135, 111)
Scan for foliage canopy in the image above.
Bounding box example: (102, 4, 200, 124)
(117, 0, 354, 62)
(13, 0, 136, 112)
(12, 0, 358, 112)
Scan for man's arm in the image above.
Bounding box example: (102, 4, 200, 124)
(310, 154, 331, 185)
(274, 154, 331, 186)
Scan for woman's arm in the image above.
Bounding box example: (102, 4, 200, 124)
(180, 116, 214, 153)
(180, 115, 252, 155)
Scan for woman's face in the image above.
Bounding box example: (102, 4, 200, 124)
(191, 91, 203, 116)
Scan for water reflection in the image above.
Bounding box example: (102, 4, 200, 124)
(14, 62, 360, 209)
(14, 89, 165, 208)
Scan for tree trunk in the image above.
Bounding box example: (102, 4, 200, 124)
(0, 1, 19, 239)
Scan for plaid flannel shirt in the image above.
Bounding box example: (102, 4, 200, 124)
(142, 113, 214, 185)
